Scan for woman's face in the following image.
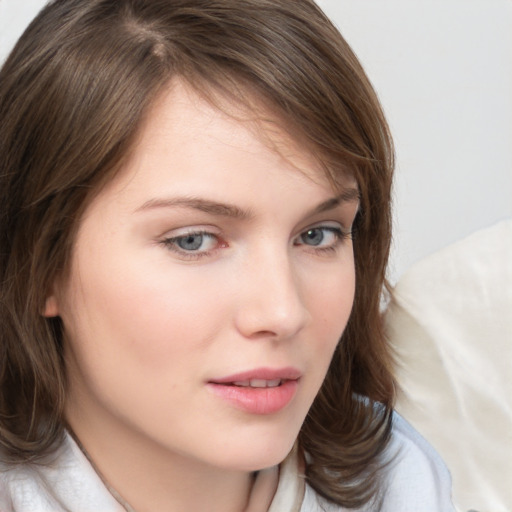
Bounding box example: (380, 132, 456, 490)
(47, 81, 359, 473)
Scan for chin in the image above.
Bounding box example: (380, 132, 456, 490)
(215, 432, 299, 473)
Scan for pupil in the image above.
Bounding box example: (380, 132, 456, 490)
(303, 229, 323, 246)
(178, 234, 203, 251)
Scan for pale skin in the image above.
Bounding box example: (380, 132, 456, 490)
(45, 81, 360, 512)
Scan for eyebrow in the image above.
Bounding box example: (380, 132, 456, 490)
(311, 187, 360, 215)
(135, 196, 253, 219)
(134, 187, 360, 219)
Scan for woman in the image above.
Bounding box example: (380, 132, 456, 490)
(0, 0, 454, 510)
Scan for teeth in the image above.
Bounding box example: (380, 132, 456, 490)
(250, 379, 267, 388)
(232, 379, 282, 388)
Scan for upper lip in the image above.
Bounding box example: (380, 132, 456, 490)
(209, 367, 302, 384)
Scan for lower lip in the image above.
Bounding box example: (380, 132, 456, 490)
(207, 380, 299, 415)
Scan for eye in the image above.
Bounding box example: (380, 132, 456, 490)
(294, 226, 349, 251)
(299, 228, 328, 246)
(161, 230, 223, 259)
(175, 233, 210, 251)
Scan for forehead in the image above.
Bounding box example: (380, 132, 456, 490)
(126, 79, 356, 192)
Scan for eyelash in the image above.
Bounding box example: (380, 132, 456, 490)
(160, 226, 352, 261)
(294, 226, 351, 254)
(160, 231, 222, 261)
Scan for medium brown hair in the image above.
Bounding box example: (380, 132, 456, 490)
(0, 0, 394, 507)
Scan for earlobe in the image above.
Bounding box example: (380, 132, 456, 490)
(43, 294, 60, 318)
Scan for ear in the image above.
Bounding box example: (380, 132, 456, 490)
(42, 281, 60, 318)
(43, 294, 60, 317)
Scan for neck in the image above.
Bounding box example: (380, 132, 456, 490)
(66, 411, 260, 512)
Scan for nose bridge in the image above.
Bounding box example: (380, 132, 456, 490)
(234, 240, 309, 340)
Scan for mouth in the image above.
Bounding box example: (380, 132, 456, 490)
(207, 368, 301, 415)
(229, 379, 283, 388)
(209, 367, 301, 385)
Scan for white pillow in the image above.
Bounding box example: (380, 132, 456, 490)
(386, 219, 512, 512)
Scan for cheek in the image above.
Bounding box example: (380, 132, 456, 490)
(311, 256, 355, 329)
(60, 250, 229, 371)
(302, 259, 356, 375)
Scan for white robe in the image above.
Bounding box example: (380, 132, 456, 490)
(0, 413, 454, 511)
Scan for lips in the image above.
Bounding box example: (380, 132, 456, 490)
(209, 367, 302, 385)
(207, 367, 301, 415)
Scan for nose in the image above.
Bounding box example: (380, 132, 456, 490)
(233, 246, 310, 341)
